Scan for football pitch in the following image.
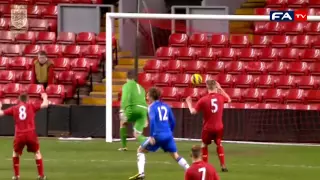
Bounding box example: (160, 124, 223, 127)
(0, 138, 319, 180)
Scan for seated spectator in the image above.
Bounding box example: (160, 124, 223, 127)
(32, 51, 54, 88)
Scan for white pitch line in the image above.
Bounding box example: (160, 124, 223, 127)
(5, 158, 320, 169)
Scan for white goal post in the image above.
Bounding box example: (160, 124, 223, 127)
(105, 13, 319, 143)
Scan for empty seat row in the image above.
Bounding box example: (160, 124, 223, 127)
(0, 0, 102, 4)
(0, 31, 110, 45)
(154, 87, 320, 104)
(254, 22, 320, 35)
(0, 44, 105, 58)
(156, 47, 320, 62)
(138, 73, 320, 89)
(0, 5, 57, 18)
(255, 8, 320, 15)
(0, 83, 65, 104)
(169, 34, 320, 48)
(266, 0, 320, 8)
(0, 18, 57, 31)
(0, 57, 100, 72)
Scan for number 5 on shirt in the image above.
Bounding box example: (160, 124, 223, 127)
(211, 99, 218, 113)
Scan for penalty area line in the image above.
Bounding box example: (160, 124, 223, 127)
(5, 158, 320, 169)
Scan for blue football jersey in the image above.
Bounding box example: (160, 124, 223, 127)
(148, 101, 176, 138)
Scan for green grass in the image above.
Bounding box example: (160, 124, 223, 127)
(0, 138, 319, 180)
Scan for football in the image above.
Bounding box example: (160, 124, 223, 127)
(191, 74, 203, 85)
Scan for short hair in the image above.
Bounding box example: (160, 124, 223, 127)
(127, 70, 136, 80)
(191, 145, 202, 159)
(38, 51, 46, 56)
(206, 80, 217, 91)
(148, 87, 161, 101)
(19, 93, 29, 102)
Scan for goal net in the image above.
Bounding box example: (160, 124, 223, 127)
(105, 12, 320, 144)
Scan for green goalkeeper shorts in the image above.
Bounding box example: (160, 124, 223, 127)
(124, 105, 148, 133)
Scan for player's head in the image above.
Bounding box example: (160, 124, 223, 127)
(127, 70, 136, 81)
(19, 93, 29, 103)
(206, 80, 218, 93)
(147, 87, 161, 103)
(38, 51, 47, 64)
(190, 145, 202, 162)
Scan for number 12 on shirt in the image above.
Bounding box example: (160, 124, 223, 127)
(157, 106, 168, 121)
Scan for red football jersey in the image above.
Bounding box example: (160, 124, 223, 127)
(185, 161, 219, 180)
(4, 102, 41, 134)
(195, 93, 227, 131)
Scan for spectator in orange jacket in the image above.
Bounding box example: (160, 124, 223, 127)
(32, 51, 54, 89)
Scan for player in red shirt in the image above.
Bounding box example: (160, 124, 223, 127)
(186, 80, 231, 172)
(0, 93, 49, 180)
(185, 145, 220, 180)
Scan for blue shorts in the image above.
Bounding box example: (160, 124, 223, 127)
(143, 136, 177, 153)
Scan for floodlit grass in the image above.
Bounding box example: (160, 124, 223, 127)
(0, 138, 319, 180)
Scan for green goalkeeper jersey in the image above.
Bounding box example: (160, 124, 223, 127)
(120, 80, 147, 110)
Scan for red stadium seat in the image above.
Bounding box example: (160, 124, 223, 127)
(256, 75, 275, 88)
(275, 75, 296, 89)
(251, 35, 270, 48)
(245, 61, 267, 75)
(8, 57, 32, 70)
(262, 89, 285, 103)
(305, 22, 320, 35)
(270, 35, 291, 48)
(175, 47, 197, 60)
(0, 57, 8, 69)
(259, 48, 279, 61)
(305, 90, 320, 103)
(56, 32, 76, 44)
(0, 70, 15, 83)
(233, 75, 255, 88)
(156, 47, 177, 60)
(242, 88, 262, 102)
(309, 0, 320, 7)
(224, 88, 242, 102)
(14, 0, 34, 4)
(46, 19, 57, 31)
(3, 44, 24, 57)
(27, 84, 45, 98)
(42, 44, 62, 57)
(224, 61, 245, 75)
(28, 19, 48, 31)
(229, 34, 250, 48)
(284, 89, 305, 103)
(287, 0, 308, 7)
(71, 58, 98, 73)
(0, 31, 13, 43)
(3, 83, 21, 97)
(82, 45, 103, 59)
(300, 49, 320, 62)
(283, 22, 305, 35)
(204, 61, 225, 74)
(254, 8, 272, 15)
(27, 5, 42, 18)
(14, 31, 36, 44)
(0, 18, 9, 30)
(198, 74, 216, 88)
(73, 0, 93, 3)
(41, 5, 57, 18)
(55, 71, 75, 98)
(169, 33, 188, 47)
(216, 74, 234, 88)
(143, 59, 165, 73)
(188, 34, 208, 47)
(218, 48, 238, 61)
(266, 61, 287, 75)
(291, 35, 315, 48)
(165, 60, 182, 74)
(52, 0, 72, 3)
(311, 37, 320, 48)
(309, 62, 320, 75)
(266, 0, 286, 7)
(295, 76, 319, 89)
(254, 22, 267, 34)
(76, 32, 96, 45)
(138, 73, 155, 88)
(172, 74, 192, 87)
(265, 22, 284, 35)
(238, 48, 259, 61)
(0, 0, 13, 3)
(46, 84, 65, 98)
(278, 48, 300, 62)
(182, 60, 205, 74)
(52, 57, 70, 71)
(210, 34, 228, 47)
(154, 73, 174, 87)
(36, 31, 56, 44)
(16, 70, 33, 84)
(24, 44, 41, 57)
(287, 62, 309, 75)
(197, 48, 221, 61)
(160, 87, 181, 101)
(95, 32, 105, 45)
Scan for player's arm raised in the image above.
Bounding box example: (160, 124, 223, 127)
(186, 96, 198, 115)
(40, 93, 49, 108)
(0, 103, 13, 117)
(216, 82, 231, 103)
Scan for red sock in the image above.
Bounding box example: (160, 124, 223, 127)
(216, 145, 225, 167)
(36, 159, 44, 177)
(201, 146, 208, 162)
(13, 157, 20, 177)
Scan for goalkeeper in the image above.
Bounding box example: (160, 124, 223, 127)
(119, 70, 148, 151)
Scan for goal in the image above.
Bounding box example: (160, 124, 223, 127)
(105, 12, 320, 143)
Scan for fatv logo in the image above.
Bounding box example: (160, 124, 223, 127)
(270, 11, 307, 21)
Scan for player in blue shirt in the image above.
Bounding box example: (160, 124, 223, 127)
(129, 87, 190, 180)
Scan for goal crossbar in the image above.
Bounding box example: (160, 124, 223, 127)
(105, 12, 320, 142)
